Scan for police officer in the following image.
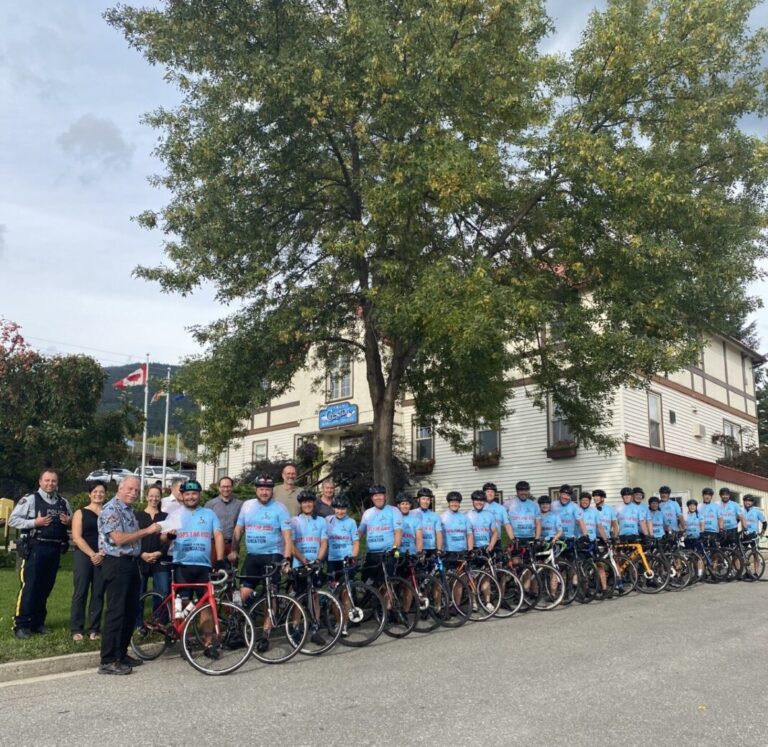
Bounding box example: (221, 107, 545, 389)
(9, 469, 72, 639)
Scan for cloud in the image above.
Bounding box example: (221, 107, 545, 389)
(56, 114, 135, 177)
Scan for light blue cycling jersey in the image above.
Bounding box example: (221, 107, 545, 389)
(616, 503, 642, 535)
(507, 499, 539, 538)
(359, 505, 403, 552)
(660, 499, 682, 531)
(595, 504, 616, 538)
(325, 514, 359, 561)
(165, 506, 221, 567)
(634, 503, 651, 530)
(743, 506, 766, 534)
(412, 508, 442, 550)
(466, 508, 495, 548)
(440, 510, 472, 552)
(290, 513, 327, 567)
(718, 501, 744, 530)
(399, 512, 422, 555)
(237, 498, 291, 555)
(576, 505, 601, 540)
(484, 501, 512, 539)
(552, 500, 580, 539)
(698, 502, 721, 532)
(540, 511, 562, 540)
(684, 511, 703, 539)
(649, 509, 665, 538)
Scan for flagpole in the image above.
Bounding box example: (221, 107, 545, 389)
(161, 366, 171, 487)
(140, 355, 150, 496)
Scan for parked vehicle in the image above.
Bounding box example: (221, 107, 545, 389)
(85, 468, 134, 485)
(134, 466, 188, 487)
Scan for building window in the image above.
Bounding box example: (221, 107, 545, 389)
(216, 450, 229, 482)
(327, 355, 352, 401)
(549, 485, 582, 502)
(252, 439, 268, 464)
(474, 423, 500, 457)
(549, 400, 575, 446)
(648, 391, 663, 448)
(412, 420, 434, 462)
(722, 420, 742, 459)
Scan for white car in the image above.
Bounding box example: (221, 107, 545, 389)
(134, 466, 188, 487)
(85, 468, 134, 485)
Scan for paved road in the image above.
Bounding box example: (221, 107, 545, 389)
(2, 581, 767, 746)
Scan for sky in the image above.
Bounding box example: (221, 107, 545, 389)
(1, 1, 767, 368)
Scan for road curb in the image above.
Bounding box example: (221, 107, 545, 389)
(0, 651, 100, 683)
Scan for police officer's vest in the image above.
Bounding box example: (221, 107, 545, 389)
(33, 492, 68, 542)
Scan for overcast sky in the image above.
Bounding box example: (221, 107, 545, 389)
(1, 1, 766, 368)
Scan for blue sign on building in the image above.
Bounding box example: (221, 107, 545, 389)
(319, 402, 359, 429)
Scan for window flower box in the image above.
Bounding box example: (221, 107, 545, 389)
(546, 441, 578, 459)
(411, 458, 435, 475)
(473, 451, 500, 468)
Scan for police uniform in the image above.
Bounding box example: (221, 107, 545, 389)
(9, 489, 71, 635)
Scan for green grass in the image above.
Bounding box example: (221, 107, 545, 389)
(0, 553, 102, 664)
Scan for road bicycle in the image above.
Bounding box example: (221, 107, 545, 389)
(132, 568, 255, 675)
(290, 562, 343, 655)
(450, 551, 501, 621)
(615, 537, 670, 593)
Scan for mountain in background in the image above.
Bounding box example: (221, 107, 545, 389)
(101, 363, 197, 443)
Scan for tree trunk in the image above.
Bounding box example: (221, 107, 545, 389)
(372, 392, 397, 502)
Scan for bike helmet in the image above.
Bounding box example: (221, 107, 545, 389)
(482, 482, 497, 492)
(592, 489, 606, 498)
(331, 494, 350, 509)
(396, 491, 413, 505)
(620, 487, 633, 497)
(470, 490, 485, 502)
(659, 485, 671, 495)
(515, 480, 530, 491)
(632, 487, 644, 496)
(446, 491, 462, 503)
(253, 474, 275, 489)
(648, 495, 660, 506)
(686, 498, 698, 507)
(559, 484, 572, 496)
(579, 492, 591, 501)
(718, 486, 731, 496)
(368, 484, 386, 497)
(538, 495, 551, 504)
(701, 487, 714, 496)
(416, 487, 434, 499)
(743, 494, 755, 503)
(181, 480, 202, 493)
(297, 490, 316, 503)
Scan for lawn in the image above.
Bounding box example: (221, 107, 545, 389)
(0, 553, 102, 664)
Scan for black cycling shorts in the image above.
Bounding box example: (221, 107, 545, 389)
(174, 564, 211, 600)
(241, 553, 283, 590)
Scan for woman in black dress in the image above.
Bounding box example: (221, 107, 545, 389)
(136, 485, 171, 601)
(70, 480, 106, 641)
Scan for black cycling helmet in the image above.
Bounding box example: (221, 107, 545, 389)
(254, 474, 275, 489)
(538, 494, 552, 504)
(659, 485, 671, 495)
(515, 480, 530, 491)
(648, 495, 660, 505)
(297, 490, 316, 503)
(416, 487, 434, 498)
(719, 486, 731, 496)
(632, 486, 644, 495)
(471, 490, 485, 502)
(686, 498, 698, 507)
(482, 482, 497, 492)
(396, 491, 412, 505)
(559, 484, 572, 496)
(368, 484, 386, 496)
(592, 489, 606, 498)
(446, 491, 462, 503)
(331, 494, 350, 509)
(702, 487, 714, 496)
(181, 480, 202, 493)
(579, 492, 591, 501)
(743, 494, 756, 503)
(620, 487, 633, 497)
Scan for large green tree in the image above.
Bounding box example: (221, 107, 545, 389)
(0, 320, 138, 495)
(107, 0, 768, 493)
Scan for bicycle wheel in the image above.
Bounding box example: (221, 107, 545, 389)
(708, 550, 730, 581)
(743, 549, 766, 580)
(413, 575, 445, 633)
(334, 581, 386, 647)
(667, 552, 692, 591)
(440, 572, 471, 628)
(635, 553, 669, 593)
(557, 559, 579, 604)
(466, 570, 501, 621)
(296, 589, 343, 655)
(382, 577, 419, 638)
(131, 591, 173, 660)
(575, 560, 599, 603)
(517, 564, 542, 610)
(494, 568, 524, 617)
(248, 594, 308, 663)
(181, 602, 254, 675)
(533, 566, 565, 610)
(613, 552, 638, 595)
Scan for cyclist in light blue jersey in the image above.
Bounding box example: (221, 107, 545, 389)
(552, 485, 587, 540)
(411, 488, 443, 554)
(683, 499, 704, 542)
(397, 493, 423, 557)
(632, 487, 652, 537)
(659, 486, 684, 533)
(538, 495, 562, 542)
(325, 494, 360, 572)
(503, 480, 541, 519)
(698, 487, 721, 539)
(358, 485, 403, 584)
(647, 496, 666, 539)
(592, 490, 618, 539)
(506, 486, 541, 540)
(616, 487, 642, 540)
(467, 491, 498, 553)
(482, 482, 516, 548)
(440, 492, 474, 563)
(741, 494, 766, 538)
(718, 487, 745, 542)
(576, 492, 607, 542)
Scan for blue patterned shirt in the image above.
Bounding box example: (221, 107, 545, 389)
(98, 497, 141, 557)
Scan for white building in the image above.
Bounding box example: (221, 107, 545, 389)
(198, 332, 767, 508)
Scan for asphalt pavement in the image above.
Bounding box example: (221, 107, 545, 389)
(1, 581, 766, 747)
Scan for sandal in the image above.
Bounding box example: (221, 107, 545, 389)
(88, 632, 100, 641)
(72, 633, 84, 642)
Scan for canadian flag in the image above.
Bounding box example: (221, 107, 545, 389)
(113, 364, 148, 390)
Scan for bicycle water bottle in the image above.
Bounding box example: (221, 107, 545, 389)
(181, 600, 195, 619)
(174, 594, 183, 619)
(232, 589, 241, 606)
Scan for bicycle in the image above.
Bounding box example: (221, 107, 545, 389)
(132, 568, 255, 676)
(291, 562, 343, 655)
(615, 537, 670, 593)
(401, 552, 449, 633)
(372, 550, 419, 638)
(422, 552, 472, 628)
(452, 550, 501, 621)
(735, 532, 766, 580)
